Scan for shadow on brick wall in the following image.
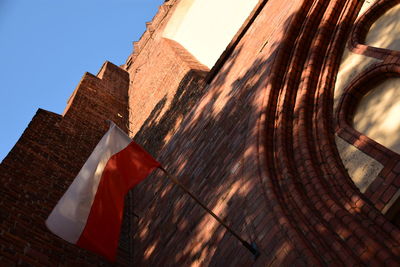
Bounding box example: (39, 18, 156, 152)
(134, 69, 208, 156)
(129, 36, 283, 264)
(125, 1, 400, 264)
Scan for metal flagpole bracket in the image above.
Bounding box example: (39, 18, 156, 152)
(132, 211, 140, 219)
(242, 241, 260, 259)
(159, 166, 261, 260)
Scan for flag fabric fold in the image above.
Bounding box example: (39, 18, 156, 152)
(46, 122, 160, 261)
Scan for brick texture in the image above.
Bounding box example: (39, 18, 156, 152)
(1, 0, 400, 266)
(0, 62, 130, 265)
(127, 0, 400, 265)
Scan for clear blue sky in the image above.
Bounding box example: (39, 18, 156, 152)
(0, 0, 164, 162)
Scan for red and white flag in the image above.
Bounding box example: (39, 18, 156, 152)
(46, 122, 160, 261)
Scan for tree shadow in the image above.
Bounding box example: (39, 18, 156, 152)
(134, 69, 208, 156)
(128, 6, 293, 263)
(126, 0, 400, 265)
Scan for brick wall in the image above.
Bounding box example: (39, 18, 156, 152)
(1, 0, 400, 265)
(127, 0, 400, 265)
(0, 62, 130, 265)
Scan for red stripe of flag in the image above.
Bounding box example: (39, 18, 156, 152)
(76, 141, 160, 261)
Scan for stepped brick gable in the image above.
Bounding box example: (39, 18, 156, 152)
(1, 0, 400, 265)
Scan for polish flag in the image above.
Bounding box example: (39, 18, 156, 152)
(46, 122, 160, 261)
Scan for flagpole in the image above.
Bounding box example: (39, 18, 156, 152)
(159, 167, 260, 259)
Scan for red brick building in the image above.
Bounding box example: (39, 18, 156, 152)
(1, 0, 400, 265)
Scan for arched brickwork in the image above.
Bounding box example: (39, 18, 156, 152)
(254, 0, 400, 264)
(129, 0, 400, 264)
(2, 0, 400, 265)
(349, 0, 400, 59)
(336, 60, 400, 212)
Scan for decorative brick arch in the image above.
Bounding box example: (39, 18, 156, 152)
(336, 60, 400, 212)
(334, 0, 400, 217)
(252, 0, 400, 263)
(2, 0, 400, 265)
(349, 0, 400, 60)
